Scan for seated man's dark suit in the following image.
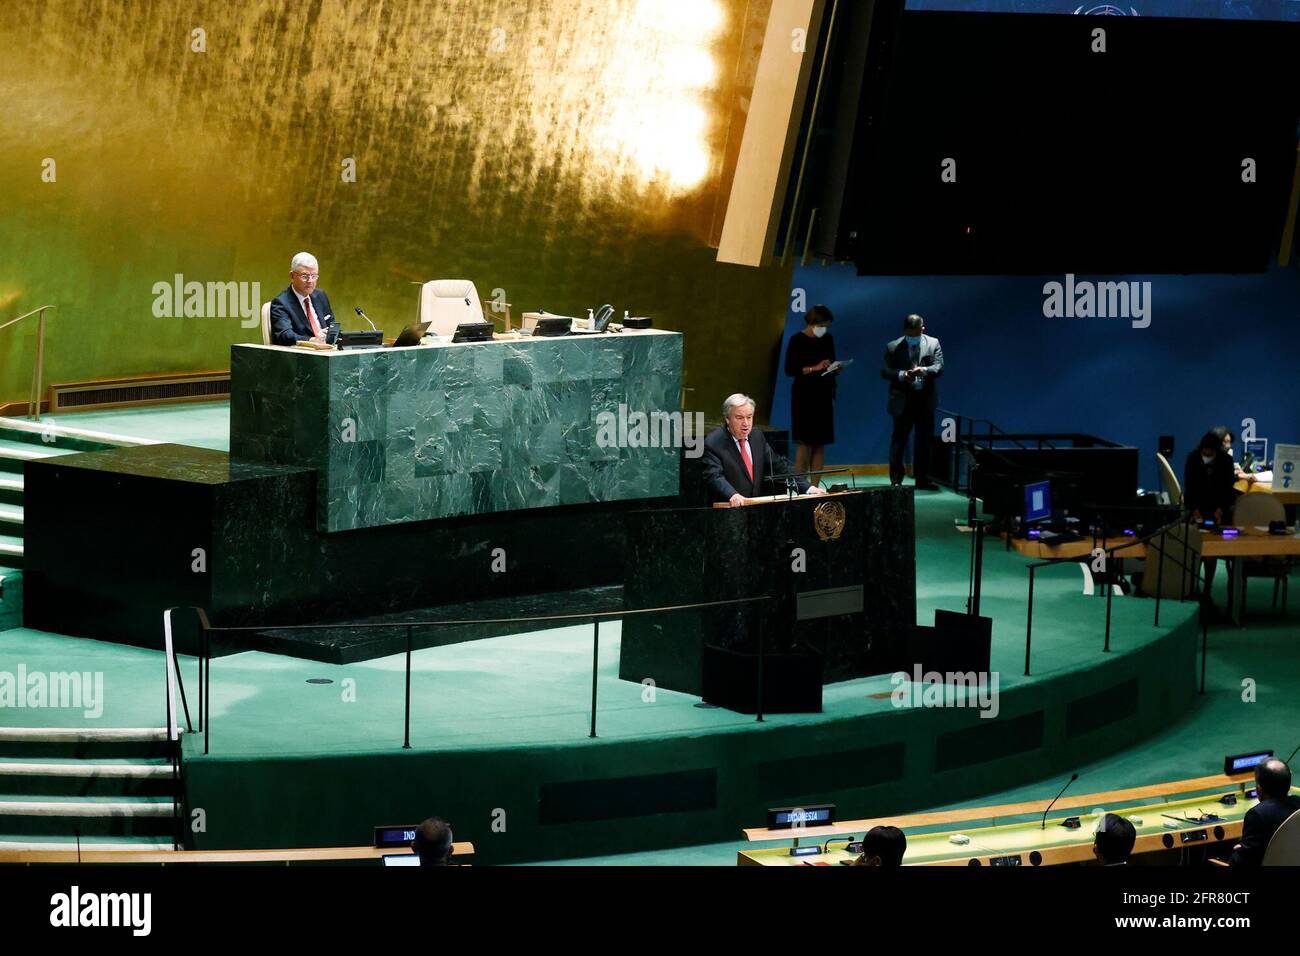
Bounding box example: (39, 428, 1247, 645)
(1228, 793, 1300, 866)
(269, 286, 338, 347)
(880, 333, 944, 486)
(702, 426, 810, 503)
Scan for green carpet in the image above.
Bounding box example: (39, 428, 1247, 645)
(46, 401, 231, 450)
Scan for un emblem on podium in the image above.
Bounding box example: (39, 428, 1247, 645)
(813, 500, 846, 541)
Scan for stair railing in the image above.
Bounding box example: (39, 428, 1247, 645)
(162, 606, 201, 850)
(0, 305, 55, 419)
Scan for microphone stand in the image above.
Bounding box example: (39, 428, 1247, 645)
(1041, 773, 1080, 829)
(766, 467, 851, 500)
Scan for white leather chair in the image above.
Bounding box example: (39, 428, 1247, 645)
(418, 279, 501, 338)
(1233, 489, 1287, 527)
(1262, 808, 1300, 866)
(260, 301, 273, 346)
(1232, 491, 1290, 614)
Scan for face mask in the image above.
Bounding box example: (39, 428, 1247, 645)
(905, 335, 922, 346)
(1201, 454, 1215, 465)
(812, 325, 828, 338)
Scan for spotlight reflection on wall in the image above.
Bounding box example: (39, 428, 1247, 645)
(528, 0, 726, 195)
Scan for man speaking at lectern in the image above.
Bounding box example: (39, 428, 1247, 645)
(269, 251, 336, 346)
(703, 394, 828, 506)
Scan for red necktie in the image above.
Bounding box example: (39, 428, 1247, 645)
(739, 438, 753, 482)
(304, 295, 321, 336)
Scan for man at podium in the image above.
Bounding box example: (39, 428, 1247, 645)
(703, 394, 828, 506)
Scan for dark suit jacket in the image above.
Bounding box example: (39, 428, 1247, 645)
(1182, 448, 1237, 518)
(269, 286, 338, 346)
(880, 334, 943, 416)
(1229, 794, 1300, 866)
(701, 426, 809, 502)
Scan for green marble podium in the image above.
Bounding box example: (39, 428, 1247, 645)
(229, 331, 682, 532)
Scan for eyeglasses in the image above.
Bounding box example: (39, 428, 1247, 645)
(295, 273, 320, 281)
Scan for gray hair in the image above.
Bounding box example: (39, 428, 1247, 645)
(722, 393, 756, 419)
(290, 251, 319, 272)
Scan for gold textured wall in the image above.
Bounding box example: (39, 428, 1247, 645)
(0, 0, 794, 421)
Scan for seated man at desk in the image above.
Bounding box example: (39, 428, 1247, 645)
(269, 251, 337, 346)
(1092, 813, 1136, 865)
(1229, 758, 1300, 866)
(703, 393, 828, 506)
(410, 816, 455, 867)
(852, 825, 907, 867)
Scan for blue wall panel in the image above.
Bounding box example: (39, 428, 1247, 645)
(769, 264, 1300, 489)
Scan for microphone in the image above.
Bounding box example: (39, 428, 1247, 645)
(354, 307, 378, 331)
(1286, 742, 1299, 765)
(74, 824, 82, 864)
(761, 431, 782, 497)
(1041, 773, 1079, 829)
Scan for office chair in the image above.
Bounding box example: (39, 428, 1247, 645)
(1262, 808, 1300, 866)
(1155, 453, 1182, 507)
(260, 302, 272, 346)
(1231, 491, 1290, 617)
(418, 279, 508, 338)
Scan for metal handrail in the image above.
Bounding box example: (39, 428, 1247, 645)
(938, 409, 1036, 493)
(1021, 512, 1212, 693)
(0, 305, 54, 419)
(173, 594, 777, 755)
(161, 606, 201, 850)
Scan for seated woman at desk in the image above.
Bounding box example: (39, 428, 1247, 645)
(1210, 424, 1254, 484)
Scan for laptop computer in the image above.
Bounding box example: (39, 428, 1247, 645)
(390, 322, 432, 347)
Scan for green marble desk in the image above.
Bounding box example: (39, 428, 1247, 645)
(229, 331, 682, 532)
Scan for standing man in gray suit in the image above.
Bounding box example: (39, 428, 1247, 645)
(881, 313, 944, 490)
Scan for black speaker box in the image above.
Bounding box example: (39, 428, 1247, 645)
(908, 609, 992, 675)
(701, 645, 823, 714)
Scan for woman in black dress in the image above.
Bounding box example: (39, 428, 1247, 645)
(784, 304, 839, 487)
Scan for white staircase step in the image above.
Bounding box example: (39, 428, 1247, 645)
(0, 839, 175, 852)
(0, 416, 160, 448)
(0, 441, 60, 462)
(0, 798, 175, 818)
(0, 761, 171, 779)
(0, 727, 168, 744)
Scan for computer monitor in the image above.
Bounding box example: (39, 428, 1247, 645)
(1023, 480, 1052, 524)
(1243, 438, 1268, 469)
